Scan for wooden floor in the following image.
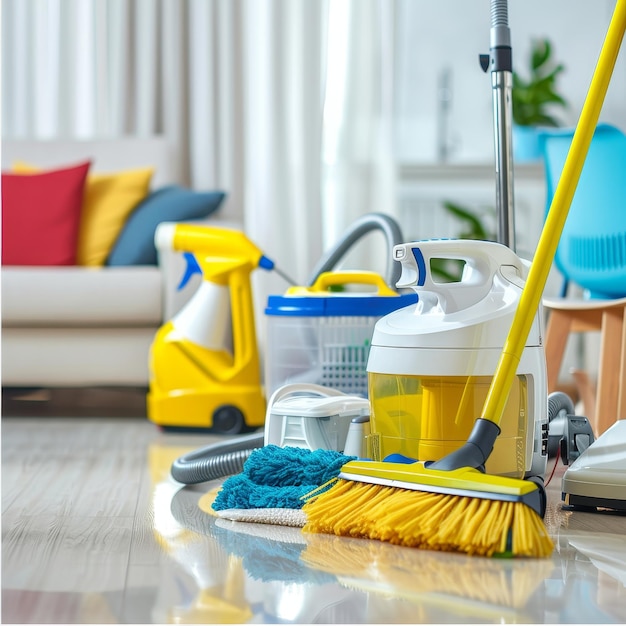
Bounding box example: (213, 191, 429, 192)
(2, 388, 626, 624)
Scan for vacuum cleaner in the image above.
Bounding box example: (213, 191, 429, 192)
(365, 239, 548, 491)
(147, 223, 276, 434)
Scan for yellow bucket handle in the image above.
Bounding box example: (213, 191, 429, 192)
(286, 271, 398, 297)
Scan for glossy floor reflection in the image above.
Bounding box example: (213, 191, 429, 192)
(156, 478, 626, 624)
(2, 416, 626, 624)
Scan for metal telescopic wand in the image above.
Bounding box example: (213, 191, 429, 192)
(480, 0, 516, 251)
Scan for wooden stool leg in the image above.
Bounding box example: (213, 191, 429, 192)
(544, 310, 573, 392)
(618, 306, 626, 421)
(595, 308, 623, 435)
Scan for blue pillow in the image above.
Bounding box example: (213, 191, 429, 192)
(106, 185, 225, 266)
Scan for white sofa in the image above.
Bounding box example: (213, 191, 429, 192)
(1, 138, 222, 388)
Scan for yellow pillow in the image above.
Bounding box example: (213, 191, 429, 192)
(13, 161, 154, 266)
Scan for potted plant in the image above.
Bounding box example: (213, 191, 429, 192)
(512, 38, 568, 161)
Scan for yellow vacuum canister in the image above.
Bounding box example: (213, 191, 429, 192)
(264, 271, 417, 398)
(366, 239, 548, 480)
(148, 223, 272, 434)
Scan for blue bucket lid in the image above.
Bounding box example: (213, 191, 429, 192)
(265, 291, 417, 317)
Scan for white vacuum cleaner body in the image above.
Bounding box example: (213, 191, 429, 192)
(264, 383, 370, 456)
(366, 239, 548, 480)
(562, 419, 626, 511)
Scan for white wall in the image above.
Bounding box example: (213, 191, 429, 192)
(394, 0, 626, 163)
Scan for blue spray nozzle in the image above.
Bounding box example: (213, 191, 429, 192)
(259, 255, 275, 271)
(178, 252, 202, 290)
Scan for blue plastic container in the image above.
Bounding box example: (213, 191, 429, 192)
(264, 271, 416, 397)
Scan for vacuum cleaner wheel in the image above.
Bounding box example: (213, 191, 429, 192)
(212, 404, 247, 435)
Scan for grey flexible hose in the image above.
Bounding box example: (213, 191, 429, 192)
(306, 213, 404, 289)
(547, 391, 576, 458)
(171, 432, 265, 484)
(547, 391, 575, 422)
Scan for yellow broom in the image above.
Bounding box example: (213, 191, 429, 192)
(302, 0, 626, 558)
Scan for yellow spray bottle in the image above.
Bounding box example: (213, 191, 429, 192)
(147, 223, 275, 433)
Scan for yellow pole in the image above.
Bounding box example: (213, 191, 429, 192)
(482, 0, 626, 427)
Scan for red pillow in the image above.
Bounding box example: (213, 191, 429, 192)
(2, 161, 91, 265)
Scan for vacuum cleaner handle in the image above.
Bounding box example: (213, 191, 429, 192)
(394, 239, 524, 313)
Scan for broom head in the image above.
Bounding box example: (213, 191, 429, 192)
(302, 459, 554, 558)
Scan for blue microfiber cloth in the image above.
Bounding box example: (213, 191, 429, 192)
(211, 445, 355, 512)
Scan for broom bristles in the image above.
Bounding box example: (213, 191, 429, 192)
(302, 479, 554, 558)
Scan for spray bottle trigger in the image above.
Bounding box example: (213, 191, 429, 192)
(178, 252, 202, 290)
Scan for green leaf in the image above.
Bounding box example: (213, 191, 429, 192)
(512, 37, 567, 127)
(531, 39, 551, 71)
(443, 202, 489, 239)
(430, 258, 464, 283)
(441, 201, 496, 241)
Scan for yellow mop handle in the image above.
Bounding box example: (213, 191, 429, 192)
(482, 0, 626, 427)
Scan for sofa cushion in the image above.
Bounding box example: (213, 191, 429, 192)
(1, 161, 90, 266)
(13, 162, 154, 267)
(106, 186, 226, 266)
(77, 167, 154, 266)
(1, 266, 163, 326)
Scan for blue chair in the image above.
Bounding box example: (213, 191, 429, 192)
(538, 124, 626, 434)
(539, 123, 626, 299)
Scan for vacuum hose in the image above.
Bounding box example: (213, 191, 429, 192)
(306, 213, 405, 288)
(548, 391, 576, 422)
(546, 391, 577, 459)
(171, 432, 265, 485)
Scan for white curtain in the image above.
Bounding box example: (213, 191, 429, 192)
(2, 0, 397, 316)
(323, 1, 397, 237)
(322, 0, 398, 275)
(240, 0, 328, 319)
